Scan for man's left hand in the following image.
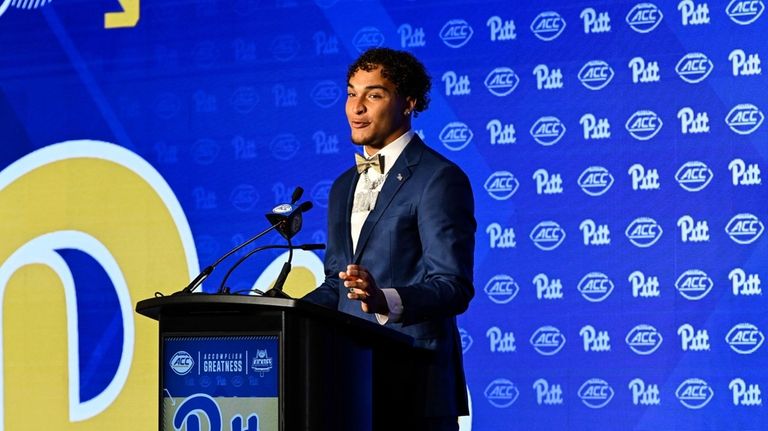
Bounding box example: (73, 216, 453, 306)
(341, 264, 389, 315)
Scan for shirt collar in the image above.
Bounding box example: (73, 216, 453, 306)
(362, 130, 414, 176)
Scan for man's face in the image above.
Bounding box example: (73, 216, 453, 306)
(346, 67, 411, 151)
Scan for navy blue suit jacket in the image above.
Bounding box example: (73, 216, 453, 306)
(303, 136, 476, 417)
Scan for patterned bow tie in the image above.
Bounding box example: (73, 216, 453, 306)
(355, 153, 384, 174)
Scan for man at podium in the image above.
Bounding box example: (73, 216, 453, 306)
(303, 48, 476, 431)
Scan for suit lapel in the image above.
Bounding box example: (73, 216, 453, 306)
(342, 169, 358, 263)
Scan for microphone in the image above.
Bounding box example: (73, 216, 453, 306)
(266, 201, 313, 240)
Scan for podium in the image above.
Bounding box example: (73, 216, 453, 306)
(136, 294, 415, 431)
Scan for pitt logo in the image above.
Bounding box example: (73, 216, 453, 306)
(729, 158, 763, 185)
(487, 223, 516, 248)
(729, 378, 763, 406)
(533, 65, 564, 90)
(677, 378, 714, 409)
(629, 270, 661, 298)
(313, 31, 339, 55)
(726, 323, 765, 354)
(579, 219, 610, 246)
(442, 71, 471, 96)
(530, 11, 566, 41)
(626, 324, 664, 355)
(580, 7, 611, 33)
(530, 116, 566, 146)
(677, 107, 710, 134)
(678, 0, 711, 25)
(313, 130, 339, 154)
(628, 164, 660, 191)
(676, 53, 714, 83)
(726, 0, 765, 25)
(578, 166, 614, 196)
(310, 80, 341, 108)
(486, 327, 516, 353)
(677, 215, 710, 242)
(626, 110, 663, 140)
(533, 169, 563, 195)
(580, 114, 611, 140)
(484, 275, 520, 304)
(726, 103, 764, 135)
(440, 19, 473, 48)
(534, 273, 564, 300)
(352, 27, 385, 52)
(194, 187, 217, 210)
(578, 272, 614, 302)
(628, 57, 661, 83)
(675, 269, 714, 300)
(530, 221, 566, 251)
(578, 379, 614, 409)
(272, 84, 297, 107)
(578, 60, 614, 90)
(487, 120, 517, 145)
(629, 378, 661, 405)
(729, 49, 762, 76)
(397, 24, 426, 48)
(530, 326, 566, 355)
(580, 325, 611, 352)
(484, 379, 519, 408)
(626, 2, 664, 33)
(170, 351, 194, 375)
(440, 122, 474, 151)
(460, 328, 473, 353)
(533, 379, 564, 405)
(678, 323, 711, 351)
(484, 67, 520, 96)
(729, 267, 762, 295)
(725, 213, 764, 244)
(676, 161, 713, 192)
(487, 16, 517, 41)
(484, 171, 519, 200)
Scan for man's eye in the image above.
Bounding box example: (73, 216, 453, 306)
(368, 94, 382, 99)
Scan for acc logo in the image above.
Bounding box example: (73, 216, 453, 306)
(270, 134, 301, 160)
(484, 171, 519, 200)
(192, 139, 220, 165)
(578, 379, 614, 409)
(577, 272, 614, 302)
(530, 116, 566, 146)
(626, 3, 664, 33)
(170, 351, 194, 375)
(625, 217, 663, 247)
(676, 378, 714, 409)
(530, 325, 566, 355)
(626, 324, 663, 355)
(725, 103, 764, 135)
(271, 35, 300, 61)
(439, 122, 474, 151)
(726, 0, 765, 25)
(578, 166, 614, 196)
(530, 221, 566, 251)
(484, 275, 520, 304)
(459, 328, 473, 354)
(726, 323, 765, 354)
(578, 60, 614, 90)
(530, 11, 566, 41)
(675, 269, 714, 300)
(676, 53, 714, 83)
(311, 180, 332, 208)
(625, 110, 663, 141)
(311, 80, 342, 108)
(440, 19, 474, 48)
(675, 161, 713, 192)
(725, 213, 764, 244)
(353, 27, 385, 52)
(484, 67, 520, 96)
(484, 378, 519, 408)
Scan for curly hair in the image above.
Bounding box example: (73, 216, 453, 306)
(347, 48, 432, 116)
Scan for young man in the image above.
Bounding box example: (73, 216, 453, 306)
(303, 48, 476, 431)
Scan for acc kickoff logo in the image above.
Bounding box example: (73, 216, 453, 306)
(578, 379, 614, 408)
(625, 217, 663, 247)
(530, 325, 566, 355)
(530, 116, 566, 146)
(626, 3, 664, 33)
(626, 110, 663, 141)
(578, 60, 614, 90)
(440, 19, 474, 48)
(676, 53, 714, 83)
(626, 324, 663, 355)
(675, 269, 714, 300)
(530, 11, 566, 41)
(725, 213, 764, 244)
(530, 221, 566, 251)
(578, 272, 614, 302)
(439, 122, 473, 151)
(675, 161, 713, 192)
(170, 351, 194, 375)
(484, 378, 519, 408)
(484, 67, 520, 96)
(726, 0, 765, 25)
(484, 275, 520, 304)
(353, 27, 385, 52)
(676, 378, 714, 409)
(725, 103, 764, 135)
(484, 171, 519, 200)
(726, 323, 765, 354)
(578, 166, 614, 196)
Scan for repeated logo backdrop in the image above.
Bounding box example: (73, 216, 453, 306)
(0, 0, 766, 430)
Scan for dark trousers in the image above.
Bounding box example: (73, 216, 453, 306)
(375, 416, 459, 431)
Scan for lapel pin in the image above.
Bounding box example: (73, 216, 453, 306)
(397, 173, 403, 181)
